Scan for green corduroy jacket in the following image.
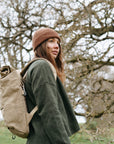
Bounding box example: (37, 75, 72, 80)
(25, 59, 80, 144)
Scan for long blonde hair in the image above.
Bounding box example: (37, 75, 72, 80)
(34, 40, 65, 83)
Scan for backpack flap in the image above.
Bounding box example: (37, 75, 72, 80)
(0, 66, 37, 138)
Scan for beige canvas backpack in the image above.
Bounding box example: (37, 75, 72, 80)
(0, 58, 57, 138)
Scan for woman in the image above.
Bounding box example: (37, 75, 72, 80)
(25, 27, 80, 144)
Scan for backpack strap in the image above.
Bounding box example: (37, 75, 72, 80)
(30, 106, 38, 117)
(20, 58, 57, 80)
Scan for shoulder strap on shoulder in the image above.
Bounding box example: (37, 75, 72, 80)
(20, 58, 57, 80)
(20, 57, 40, 77)
(44, 59, 57, 80)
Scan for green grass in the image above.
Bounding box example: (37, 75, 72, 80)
(70, 130, 113, 144)
(0, 127, 26, 144)
(0, 122, 113, 144)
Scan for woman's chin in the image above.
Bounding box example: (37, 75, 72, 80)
(51, 54, 57, 59)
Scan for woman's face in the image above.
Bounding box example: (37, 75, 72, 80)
(46, 38, 60, 59)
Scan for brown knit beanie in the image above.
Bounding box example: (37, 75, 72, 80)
(32, 27, 61, 51)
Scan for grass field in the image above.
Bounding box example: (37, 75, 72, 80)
(0, 121, 114, 144)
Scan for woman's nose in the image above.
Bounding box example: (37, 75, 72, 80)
(54, 42, 59, 49)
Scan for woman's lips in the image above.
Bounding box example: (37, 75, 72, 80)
(52, 51, 58, 55)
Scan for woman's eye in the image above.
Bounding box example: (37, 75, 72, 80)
(49, 39, 54, 42)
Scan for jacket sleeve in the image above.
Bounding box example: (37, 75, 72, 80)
(30, 60, 71, 144)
